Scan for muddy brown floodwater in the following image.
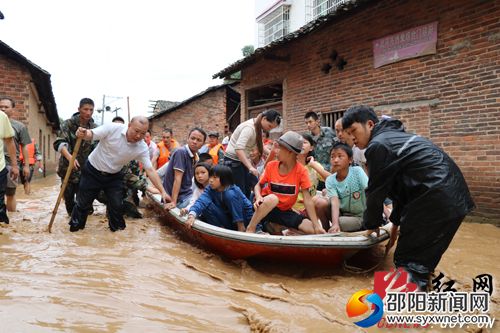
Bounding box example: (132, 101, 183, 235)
(0, 175, 498, 332)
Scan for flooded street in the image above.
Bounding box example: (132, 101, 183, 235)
(0, 175, 498, 332)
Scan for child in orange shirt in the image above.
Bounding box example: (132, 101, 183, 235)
(245, 131, 326, 235)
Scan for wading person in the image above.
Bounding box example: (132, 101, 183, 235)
(0, 110, 19, 223)
(69, 116, 169, 232)
(54, 98, 98, 215)
(108, 116, 159, 219)
(0, 97, 31, 212)
(342, 105, 475, 290)
(223, 109, 281, 198)
(19, 138, 43, 195)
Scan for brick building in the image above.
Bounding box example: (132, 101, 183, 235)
(0, 40, 60, 177)
(214, 0, 500, 218)
(149, 83, 240, 144)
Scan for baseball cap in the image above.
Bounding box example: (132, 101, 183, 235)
(208, 131, 219, 138)
(277, 131, 304, 154)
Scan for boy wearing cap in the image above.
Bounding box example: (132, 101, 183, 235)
(246, 131, 326, 235)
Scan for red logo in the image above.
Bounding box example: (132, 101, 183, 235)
(374, 268, 418, 300)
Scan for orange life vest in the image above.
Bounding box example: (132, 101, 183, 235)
(171, 139, 179, 150)
(19, 139, 36, 165)
(157, 141, 170, 168)
(208, 143, 223, 164)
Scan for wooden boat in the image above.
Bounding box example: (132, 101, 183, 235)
(148, 194, 390, 266)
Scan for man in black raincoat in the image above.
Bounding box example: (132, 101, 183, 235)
(342, 105, 474, 290)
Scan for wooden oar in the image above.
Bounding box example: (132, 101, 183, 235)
(48, 137, 82, 233)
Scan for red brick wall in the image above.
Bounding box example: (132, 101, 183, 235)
(0, 57, 31, 121)
(0, 56, 58, 177)
(239, 0, 500, 218)
(150, 88, 227, 145)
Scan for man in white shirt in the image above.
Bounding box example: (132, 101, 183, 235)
(144, 130, 159, 168)
(70, 116, 169, 232)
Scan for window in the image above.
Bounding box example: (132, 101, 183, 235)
(306, 0, 350, 22)
(321, 110, 344, 128)
(257, 4, 291, 47)
(246, 83, 283, 119)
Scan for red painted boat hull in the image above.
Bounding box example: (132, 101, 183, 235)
(149, 195, 389, 266)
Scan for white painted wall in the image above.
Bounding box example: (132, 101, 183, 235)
(254, 0, 308, 47)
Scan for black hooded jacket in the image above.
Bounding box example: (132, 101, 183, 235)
(363, 119, 475, 230)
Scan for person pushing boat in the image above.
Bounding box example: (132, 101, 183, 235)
(342, 105, 474, 290)
(69, 116, 170, 232)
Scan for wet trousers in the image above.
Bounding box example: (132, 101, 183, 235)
(0, 168, 8, 223)
(394, 215, 465, 290)
(70, 161, 125, 232)
(63, 181, 79, 216)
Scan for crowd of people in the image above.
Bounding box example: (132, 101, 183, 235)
(0, 96, 44, 224)
(0, 96, 475, 290)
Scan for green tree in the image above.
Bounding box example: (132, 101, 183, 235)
(241, 45, 255, 57)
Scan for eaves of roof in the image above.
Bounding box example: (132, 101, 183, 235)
(148, 82, 240, 120)
(0, 40, 60, 130)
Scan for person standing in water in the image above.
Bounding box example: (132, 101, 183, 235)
(342, 105, 474, 290)
(0, 110, 19, 224)
(69, 116, 169, 232)
(0, 96, 31, 212)
(53, 98, 98, 215)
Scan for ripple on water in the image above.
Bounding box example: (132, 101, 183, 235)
(0, 175, 498, 332)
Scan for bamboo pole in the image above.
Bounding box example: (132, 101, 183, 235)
(47, 137, 82, 233)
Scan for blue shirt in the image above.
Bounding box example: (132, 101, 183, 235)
(163, 145, 196, 202)
(189, 185, 254, 224)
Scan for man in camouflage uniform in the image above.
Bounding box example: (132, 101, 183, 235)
(53, 98, 97, 215)
(121, 159, 147, 218)
(304, 110, 337, 190)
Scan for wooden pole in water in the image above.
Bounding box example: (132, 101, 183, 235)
(47, 137, 82, 233)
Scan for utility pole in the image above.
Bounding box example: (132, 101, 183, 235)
(127, 96, 131, 122)
(98, 95, 123, 125)
(101, 94, 106, 125)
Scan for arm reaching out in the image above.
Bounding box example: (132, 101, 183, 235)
(144, 166, 171, 206)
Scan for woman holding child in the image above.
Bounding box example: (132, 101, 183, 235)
(222, 109, 281, 198)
